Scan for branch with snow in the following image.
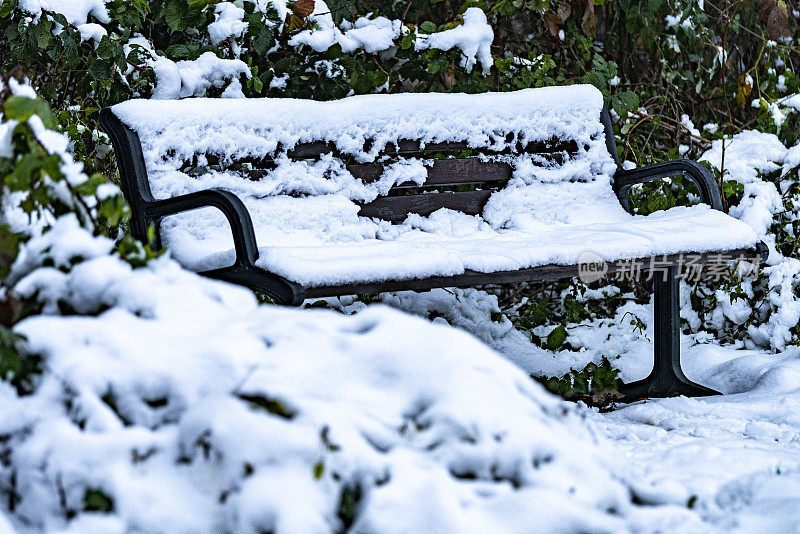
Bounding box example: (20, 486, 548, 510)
(415, 8, 495, 75)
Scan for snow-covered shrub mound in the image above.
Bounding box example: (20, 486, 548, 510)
(0, 220, 641, 533)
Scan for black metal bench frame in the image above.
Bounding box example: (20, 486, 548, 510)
(100, 106, 766, 401)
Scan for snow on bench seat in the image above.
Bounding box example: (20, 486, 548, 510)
(111, 85, 759, 288)
(163, 203, 756, 287)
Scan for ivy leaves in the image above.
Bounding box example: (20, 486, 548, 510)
(0, 92, 132, 267)
(534, 358, 623, 407)
(582, 56, 640, 120)
(0, 325, 39, 396)
(4, 96, 56, 128)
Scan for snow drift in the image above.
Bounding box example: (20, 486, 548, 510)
(0, 218, 644, 533)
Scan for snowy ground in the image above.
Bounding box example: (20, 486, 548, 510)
(338, 288, 800, 533)
(596, 343, 800, 533)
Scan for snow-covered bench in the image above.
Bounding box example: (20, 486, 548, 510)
(100, 85, 765, 400)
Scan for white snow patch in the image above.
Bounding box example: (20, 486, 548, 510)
(19, 0, 110, 26)
(125, 37, 250, 100)
(208, 2, 249, 45)
(415, 8, 494, 74)
(701, 131, 787, 185)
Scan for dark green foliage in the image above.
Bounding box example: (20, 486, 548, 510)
(83, 488, 114, 513)
(535, 357, 623, 406)
(235, 392, 297, 420)
(0, 326, 41, 395)
(544, 324, 567, 351)
(336, 482, 362, 533)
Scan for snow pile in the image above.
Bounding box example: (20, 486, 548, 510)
(77, 22, 107, 43)
(700, 130, 788, 185)
(415, 8, 494, 74)
(18, 0, 109, 43)
(290, 8, 404, 54)
(701, 130, 788, 241)
(289, 2, 491, 68)
(110, 85, 758, 287)
(208, 2, 249, 46)
(114, 85, 609, 167)
(0, 218, 645, 533)
(339, 16, 404, 54)
(756, 92, 800, 127)
(746, 258, 800, 351)
(786, 143, 800, 176)
(126, 37, 250, 100)
(690, 131, 800, 353)
(18, 0, 110, 26)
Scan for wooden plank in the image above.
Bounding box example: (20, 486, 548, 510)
(347, 158, 512, 186)
(287, 140, 336, 159)
(358, 190, 492, 221)
(388, 138, 579, 156)
(240, 137, 580, 161)
(303, 247, 764, 298)
(188, 139, 580, 172)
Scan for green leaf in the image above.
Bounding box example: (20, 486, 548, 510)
(313, 460, 324, 479)
(88, 58, 112, 81)
(75, 173, 109, 196)
(4, 96, 57, 129)
(84, 489, 114, 513)
(0, 327, 41, 396)
(618, 90, 640, 111)
(420, 21, 437, 34)
(0, 224, 22, 279)
(165, 44, 191, 59)
(163, 0, 188, 31)
(723, 180, 744, 199)
(0, 0, 17, 19)
(545, 325, 567, 350)
(581, 70, 609, 101)
(187, 0, 220, 9)
(0, 331, 21, 379)
(34, 17, 52, 48)
(235, 393, 296, 419)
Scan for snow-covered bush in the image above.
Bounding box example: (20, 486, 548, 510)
(2, 247, 654, 532)
(0, 78, 159, 396)
(1, 0, 799, 386)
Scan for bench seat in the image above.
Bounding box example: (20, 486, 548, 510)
(162, 203, 757, 288)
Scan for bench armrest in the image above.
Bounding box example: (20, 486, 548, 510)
(145, 189, 259, 267)
(613, 160, 723, 212)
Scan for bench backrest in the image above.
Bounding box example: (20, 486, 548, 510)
(101, 85, 621, 257)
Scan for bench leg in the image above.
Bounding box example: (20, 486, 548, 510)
(618, 266, 720, 401)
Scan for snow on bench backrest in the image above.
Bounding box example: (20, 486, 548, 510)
(111, 85, 623, 272)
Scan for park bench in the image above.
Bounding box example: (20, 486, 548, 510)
(100, 84, 766, 401)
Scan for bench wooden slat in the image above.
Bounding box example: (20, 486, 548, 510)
(218, 157, 520, 189)
(304, 247, 763, 297)
(282, 138, 579, 159)
(358, 190, 492, 221)
(347, 158, 513, 186)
